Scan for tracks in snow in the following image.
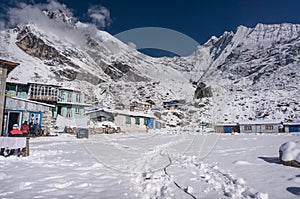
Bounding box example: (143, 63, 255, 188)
(82, 132, 268, 198)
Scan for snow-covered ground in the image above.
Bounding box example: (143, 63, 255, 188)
(0, 130, 299, 198)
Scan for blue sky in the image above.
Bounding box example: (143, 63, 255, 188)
(55, 0, 300, 43)
(1, 0, 300, 56)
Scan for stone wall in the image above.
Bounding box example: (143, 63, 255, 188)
(42, 111, 53, 135)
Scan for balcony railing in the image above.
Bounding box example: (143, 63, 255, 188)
(29, 95, 58, 102)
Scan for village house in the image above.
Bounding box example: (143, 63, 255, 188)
(238, 121, 282, 133)
(86, 108, 162, 133)
(0, 59, 19, 135)
(130, 100, 154, 111)
(283, 123, 300, 133)
(215, 123, 239, 133)
(4, 96, 54, 136)
(163, 100, 181, 110)
(56, 87, 90, 118)
(5, 82, 90, 119)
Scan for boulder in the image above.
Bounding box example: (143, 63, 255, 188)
(279, 141, 300, 168)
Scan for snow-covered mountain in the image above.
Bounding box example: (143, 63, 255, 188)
(0, 9, 195, 107)
(189, 23, 300, 123)
(1, 9, 300, 123)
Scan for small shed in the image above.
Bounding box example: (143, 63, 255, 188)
(284, 123, 300, 133)
(4, 96, 54, 136)
(215, 123, 239, 133)
(239, 121, 281, 133)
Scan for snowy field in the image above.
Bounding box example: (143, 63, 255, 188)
(0, 129, 299, 199)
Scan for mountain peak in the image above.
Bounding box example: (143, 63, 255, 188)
(43, 9, 77, 27)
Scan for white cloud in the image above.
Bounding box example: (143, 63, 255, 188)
(45, 0, 68, 10)
(5, 1, 90, 46)
(88, 5, 112, 29)
(128, 42, 137, 49)
(8, 0, 73, 27)
(7, 0, 74, 28)
(1, 0, 112, 46)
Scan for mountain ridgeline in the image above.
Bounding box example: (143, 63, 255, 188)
(0, 9, 299, 122)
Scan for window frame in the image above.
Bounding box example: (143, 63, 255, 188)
(126, 116, 131, 124)
(135, 117, 140, 125)
(265, 125, 274, 130)
(66, 107, 72, 117)
(244, 125, 252, 131)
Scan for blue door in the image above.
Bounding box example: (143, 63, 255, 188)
(147, 118, 154, 128)
(224, 126, 232, 133)
(5, 110, 23, 136)
(289, 125, 299, 132)
(29, 112, 42, 128)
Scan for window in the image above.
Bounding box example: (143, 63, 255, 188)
(75, 93, 81, 103)
(58, 91, 64, 102)
(144, 118, 148, 125)
(265, 125, 274, 130)
(244, 126, 252, 130)
(40, 86, 46, 96)
(50, 87, 57, 97)
(135, 117, 140, 125)
(67, 92, 72, 102)
(66, 107, 72, 117)
(126, 116, 131, 124)
(75, 107, 80, 114)
(47, 87, 51, 96)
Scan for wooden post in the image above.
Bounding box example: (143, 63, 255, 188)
(0, 60, 19, 135)
(23, 137, 30, 157)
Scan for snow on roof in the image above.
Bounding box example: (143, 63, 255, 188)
(59, 87, 81, 92)
(130, 99, 151, 106)
(283, 123, 300, 126)
(215, 123, 238, 126)
(238, 120, 282, 125)
(6, 80, 28, 85)
(57, 101, 92, 106)
(6, 80, 63, 87)
(86, 108, 156, 118)
(8, 96, 55, 107)
(27, 81, 61, 87)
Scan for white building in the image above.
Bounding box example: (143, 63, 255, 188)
(86, 108, 162, 133)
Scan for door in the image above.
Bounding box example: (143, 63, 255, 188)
(57, 106, 62, 116)
(147, 118, 154, 128)
(289, 125, 299, 132)
(29, 112, 42, 128)
(224, 126, 232, 133)
(6, 111, 23, 136)
(256, 125, 261, 133)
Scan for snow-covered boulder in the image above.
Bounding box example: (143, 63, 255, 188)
(89, 121, 120, 134)
(279, 141, 300, 168)
(98, 121, 119, 130)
